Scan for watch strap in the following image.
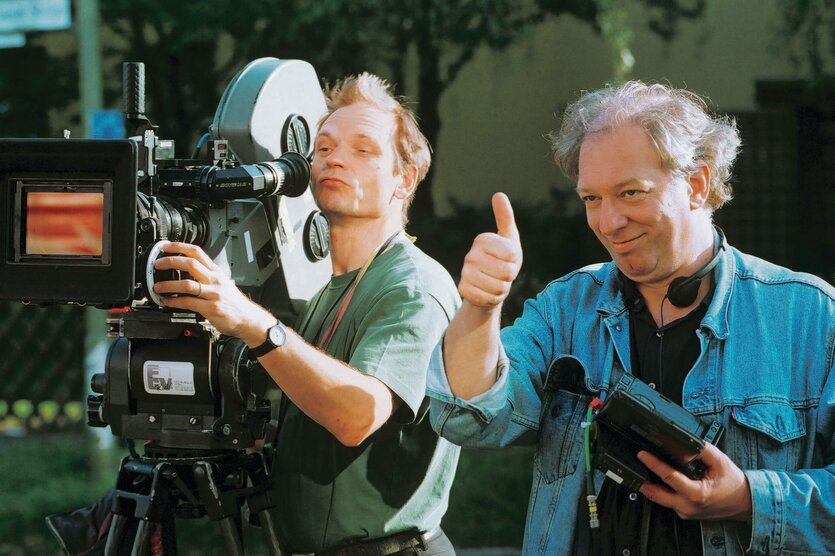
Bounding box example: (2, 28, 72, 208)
(251, 322, 285, 358)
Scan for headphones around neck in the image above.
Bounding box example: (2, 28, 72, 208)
(665, 227, 725, 308)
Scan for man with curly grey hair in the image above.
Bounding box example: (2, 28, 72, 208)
(428, 81, 834, 555)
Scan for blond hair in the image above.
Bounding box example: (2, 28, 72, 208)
(320, 73, 431, 222)
(551, 81, 741, 211)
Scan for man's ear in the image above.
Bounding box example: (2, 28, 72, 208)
(394, 164, 419, 200)
(687, 163, 710, 210)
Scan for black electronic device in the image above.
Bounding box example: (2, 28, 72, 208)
(0, 58, 331, 310)
(591, 374, 724, 491)
(3, 58, 333, 554)
(0, 59, 332, 452)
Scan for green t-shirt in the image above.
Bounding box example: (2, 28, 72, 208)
(271, 239, 461, 552)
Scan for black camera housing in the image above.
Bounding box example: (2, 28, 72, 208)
(0, 58, 331, 454)
(591, 374, 725, 491)
(0, 139, 138, 305)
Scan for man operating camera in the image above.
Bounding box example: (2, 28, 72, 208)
(154, 73, 460, 555)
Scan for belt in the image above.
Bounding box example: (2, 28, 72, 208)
(291, 527, 442, 556)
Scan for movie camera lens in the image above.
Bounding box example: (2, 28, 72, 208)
(137, 193, 208, 247)
(256, 150, 311, 198)
(158, 150, 311, 204)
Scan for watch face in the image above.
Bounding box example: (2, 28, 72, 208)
(268, 324, 286, 347)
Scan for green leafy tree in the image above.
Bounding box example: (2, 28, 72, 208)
(0, 39, 76, 137)
(778, 0, 835, 78)
(97, 0, 705, 219)
(3, 0, 705, 220)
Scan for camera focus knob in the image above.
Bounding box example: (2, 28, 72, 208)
(90, 373, 106, 394)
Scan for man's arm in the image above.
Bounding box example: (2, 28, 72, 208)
(152, 241, 393, 447)
(444, 193, 523, 399)
(256, 324, 395, 447)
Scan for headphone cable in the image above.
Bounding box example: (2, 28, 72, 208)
(583, 404, 601, 552)
(658, 295, 667, 395)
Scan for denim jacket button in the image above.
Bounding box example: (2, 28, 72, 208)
(710, 535, 725, 547)
(615, 325, 622, 332)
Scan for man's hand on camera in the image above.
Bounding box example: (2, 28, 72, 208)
(152, 241, 275, 345)
(458, 192, 523, 311)
(637, 442, 753, 522)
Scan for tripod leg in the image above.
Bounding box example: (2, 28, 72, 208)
(131, 519, 152, 556)
(160, 511, 178, 556)
(255, 509, 285, 556)
(104, 514, 127, 556)
(218, 516, 245, 556)
(238, 452, 284, 556)
(194, 461, 244, 556)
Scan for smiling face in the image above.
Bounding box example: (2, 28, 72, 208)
(576, 124, 709, 287)
(311, 102, 413, 225)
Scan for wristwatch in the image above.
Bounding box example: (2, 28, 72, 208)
(250, 322, 287, 358)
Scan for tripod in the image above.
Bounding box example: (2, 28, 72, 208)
(104, 449, 283, 556)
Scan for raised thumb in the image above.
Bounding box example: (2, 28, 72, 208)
(492, 192, 519, 241)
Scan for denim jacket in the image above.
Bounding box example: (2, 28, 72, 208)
(428, 242, 835, 555)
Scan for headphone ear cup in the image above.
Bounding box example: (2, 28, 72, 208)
(666, 275, 701, 308)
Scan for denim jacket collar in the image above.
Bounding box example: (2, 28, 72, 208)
(594, 263, 628, 319)
(701, 232, 733, 340)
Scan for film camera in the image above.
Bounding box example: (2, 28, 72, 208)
(590, 374, 725, 492)
(1, 58, 332, 553)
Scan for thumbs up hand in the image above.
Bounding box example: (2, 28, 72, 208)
(458, 193, 523, 310)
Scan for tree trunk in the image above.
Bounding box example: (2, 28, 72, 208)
(410, 45, 443, 222)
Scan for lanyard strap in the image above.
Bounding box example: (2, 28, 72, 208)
(317, 230, 409, 350)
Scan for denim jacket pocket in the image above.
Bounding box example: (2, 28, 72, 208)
(729, 402, 806, 471)
(534, 356, 593, 484)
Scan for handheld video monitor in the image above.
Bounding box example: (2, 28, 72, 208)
(0, 139, 138, 306)
(592, 374, 725, 489)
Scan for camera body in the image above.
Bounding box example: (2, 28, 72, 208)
(0, 139, 139, 305)
(591, 374, 725, 491)
(0, 59, 329, 312)
(0, 58, 332, 452)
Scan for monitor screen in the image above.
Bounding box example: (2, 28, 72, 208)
(25, 191, 104, 256)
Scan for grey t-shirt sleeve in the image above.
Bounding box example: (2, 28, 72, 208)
(348, 285, 452, 421)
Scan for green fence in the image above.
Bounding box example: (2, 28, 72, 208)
(0, 302, 87, 433)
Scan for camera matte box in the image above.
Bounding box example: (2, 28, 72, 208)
(0, 139, 138, 306)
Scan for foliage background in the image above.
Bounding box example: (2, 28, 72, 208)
(1, 0, 833, 553)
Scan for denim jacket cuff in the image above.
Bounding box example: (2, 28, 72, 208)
(425, 337, 509, 423)
(744, 469, 783, 554)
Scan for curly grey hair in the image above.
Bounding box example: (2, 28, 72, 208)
(550, 81, 741, 211)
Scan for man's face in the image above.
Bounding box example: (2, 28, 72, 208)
(576, 123, 701, 287)
(311, 103, 405, 223)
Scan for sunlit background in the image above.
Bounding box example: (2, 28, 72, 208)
(0, 0, 833, 553)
